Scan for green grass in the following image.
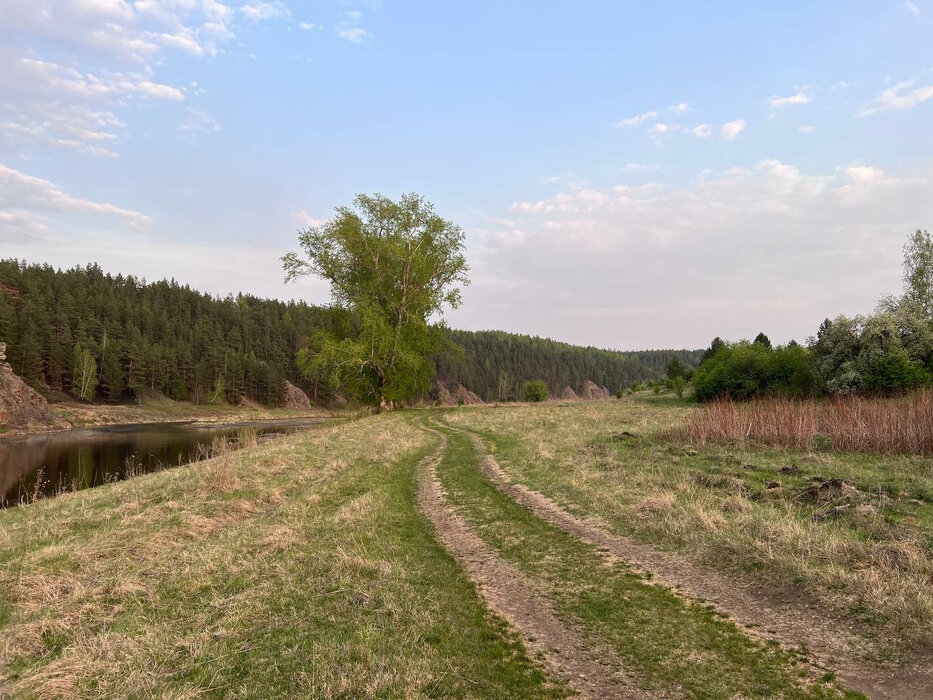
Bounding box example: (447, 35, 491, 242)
(0, 412, 565, 698)
(444, 398, 933, 661)
(427, 411, 859, 698)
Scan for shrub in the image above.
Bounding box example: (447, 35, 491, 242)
(523, 379, 549, 402)
(693, 340, 820, 402)
(668, 376, 687, 398)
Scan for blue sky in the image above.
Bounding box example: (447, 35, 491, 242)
(2, 1, 932, 349)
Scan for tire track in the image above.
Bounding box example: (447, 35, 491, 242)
(416, 420, 653, 699)
(445, 419, 933, 700)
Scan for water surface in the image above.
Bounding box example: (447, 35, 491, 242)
(1, 418, 326, 505)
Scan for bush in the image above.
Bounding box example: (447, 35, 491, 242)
(667, 376, 687, 398)
(523, 379, 549, 402)
(693, 340, 820, 402)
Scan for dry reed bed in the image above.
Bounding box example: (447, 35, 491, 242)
(684, 390, 933, 455)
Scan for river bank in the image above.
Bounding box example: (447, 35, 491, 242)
(0, 397, 336, 440)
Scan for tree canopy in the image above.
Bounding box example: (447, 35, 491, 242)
(283, 193, 469, 409)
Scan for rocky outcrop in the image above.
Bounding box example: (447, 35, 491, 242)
(0, 342, 52, 427)
(283, 380, 312, 410)
(435, 381, 484, 405)
(580, 380, 611, 401)
(452, 384, 484, 405)
(559, 386, 579, 401)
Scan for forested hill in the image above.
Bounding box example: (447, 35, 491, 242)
(0, 260, 702, 405)
(436, 329, 704, 401)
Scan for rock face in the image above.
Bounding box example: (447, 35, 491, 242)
(0, 342, 52, 427)
(283, 380, 312, 410)
(435, 381, 484, 405)
(580, 380, 611, 401)
(559, 386, 580, 400)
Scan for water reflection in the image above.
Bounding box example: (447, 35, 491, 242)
(0, 419, 325, 505)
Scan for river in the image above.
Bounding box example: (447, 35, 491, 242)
(0, 418, 328, 506)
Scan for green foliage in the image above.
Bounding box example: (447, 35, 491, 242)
(0, 259, 338, 406)
(667, 376, 687, 398)
(284, 193, 469, 410)
(436, 330, 703, 401)
(523, 379, 549, 402)
(71, 344, 98, 401)
(693, 340, 820, 402)
(666, 356, 687, 380)
(810, 308, 933, 396)
(902, 229, 933, 317)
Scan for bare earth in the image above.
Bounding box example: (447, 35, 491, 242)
(416, 422, 653, 699)
(438, 417, 933, 700)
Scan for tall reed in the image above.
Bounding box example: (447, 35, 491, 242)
(684, 389, 933, 455)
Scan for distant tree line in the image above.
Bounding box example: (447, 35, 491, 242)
(0, 259, 349, 406)
(693, 229, 933, 401)
(436, 329, 705, 401)
(0, 258, 704, 407)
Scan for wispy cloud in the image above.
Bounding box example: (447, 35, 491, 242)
(720, 119, 746, 140)
(668, 102, 691, 113)
(337, 10, 371, 44)
(768, 90, 811, 108)
(0, 163, 152, 236)
(614, 110, 658, 128)
(241, 1, 290, 23)
(859, 80, 933, 116)
(798, 125, 816, 134)
(906, 0, 920, 16)
(338, 27, 371, 44)
(179, 108, 221, 136)
(648, 122, 679, 135)
(690, 124, 712, 138)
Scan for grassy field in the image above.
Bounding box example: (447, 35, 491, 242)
(2, 397, 929, 697)
(444, 396, 933, 664)
(0, 413, 562, 698)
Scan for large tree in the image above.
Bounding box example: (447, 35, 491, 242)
(902, 229, 933, 317)
(283, 193, 469, 410)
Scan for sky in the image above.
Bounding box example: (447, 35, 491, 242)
(1, 1, 932, 351)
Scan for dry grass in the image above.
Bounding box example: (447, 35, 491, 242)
(684, 390, 933, 455)
(1, 412, 554, 698)
(446, 397, 933, 659)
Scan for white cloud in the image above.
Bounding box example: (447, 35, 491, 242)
(668, 102, 690, 113)
(463, 160, 928, 348)
(338, 27, 371, 44)
(298, 21, 321, 31)
(798, 125, 816, 134)
(769, 90, 812, 108)
(622, 163, 659, 172)
(859, 80, 933, 116)
(0, 0, 289, 158)
(241, 1, 289, 22)
(179, 108, 221, 135)
(614, 110, 658, 128)
(648, 122, 679, 135)
(845, 165, 890, 184)
(0, 103, 125, 158)
(720, 119, 746, 140)
(906, 0, 920, 16)
(0, 164, 152, 237)
(293, 210, 325, 227)
(690, 124, 713, 138)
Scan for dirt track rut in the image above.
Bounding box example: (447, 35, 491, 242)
(441, 418, 933, 700)
(416, 422, 652, 699)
